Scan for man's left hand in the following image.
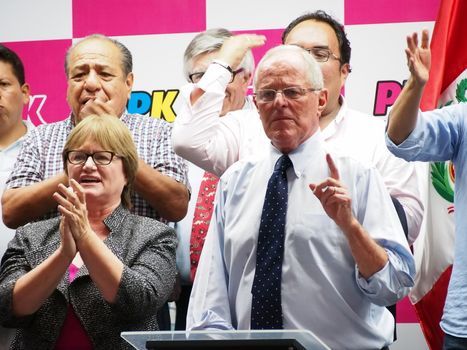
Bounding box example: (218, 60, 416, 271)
(309, 153, 353, 228)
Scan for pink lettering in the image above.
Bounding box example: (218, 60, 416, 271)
(373, 81, 404, 116)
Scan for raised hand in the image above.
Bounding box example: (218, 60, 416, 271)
(217, 34, 266, 70)
(406, 30, 431, 86)
(309, 154, 353, 228)
(53, 179, 92, 244)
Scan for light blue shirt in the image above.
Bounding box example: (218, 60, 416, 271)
(386, 102, 467, 338)
(0, 120, 35, 259)
(188, 131, 415, 350)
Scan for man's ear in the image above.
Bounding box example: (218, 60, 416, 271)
(125, 72, 134, 99)
(339, 63, 350, 88)
(241, 71, 252, 91)
(21, 83, 30, 105)
(317, 88, 328, 116)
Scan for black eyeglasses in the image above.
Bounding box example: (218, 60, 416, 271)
(189, 67, 245, 84)
(299, 46, 341, 63)
(254, 86, 320, 103)
(66, 150, 120, 165)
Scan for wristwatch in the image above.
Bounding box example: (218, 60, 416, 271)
(211, 59, 234, 76)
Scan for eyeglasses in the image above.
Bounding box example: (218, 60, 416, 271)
(300, 47, 341, 63)
(254, 86, 320, 103)
(189, 67, 245, 84)
(66, 150, 120, 165)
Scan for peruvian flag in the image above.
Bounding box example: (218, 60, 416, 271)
(410, 0, 467, 349)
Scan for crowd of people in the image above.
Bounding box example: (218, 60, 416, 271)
(0, 9, 465, 350)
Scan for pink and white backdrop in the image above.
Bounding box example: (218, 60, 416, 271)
(1, 1, 441, 348)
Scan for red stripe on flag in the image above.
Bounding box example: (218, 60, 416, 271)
(421, 0, 467, 109)
(414, 265, 452, 350)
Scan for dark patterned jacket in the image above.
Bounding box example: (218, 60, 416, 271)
(0, 205, 177, 349)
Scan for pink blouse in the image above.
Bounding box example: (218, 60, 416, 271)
(54, 264, 93, 350)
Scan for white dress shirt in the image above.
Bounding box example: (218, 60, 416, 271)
(187, 131, 415, 350)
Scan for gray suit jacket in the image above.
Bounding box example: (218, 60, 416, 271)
(0, 205, 177, 349)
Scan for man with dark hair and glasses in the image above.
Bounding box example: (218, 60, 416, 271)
(281, 11, 425, 344)
(282, 11, 423, 245)
(283, 12, 425, 342)
(187, 44, 414, 350)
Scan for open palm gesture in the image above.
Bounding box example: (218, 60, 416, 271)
(406, 30, 431, 85)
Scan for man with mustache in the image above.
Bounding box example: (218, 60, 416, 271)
(2, 35, 189, 227)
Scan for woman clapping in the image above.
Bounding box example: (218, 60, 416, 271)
(0, 115, 177, 349)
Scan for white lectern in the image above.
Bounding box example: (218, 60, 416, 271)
(121, 330, 330, 350)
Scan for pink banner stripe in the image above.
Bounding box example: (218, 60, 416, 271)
(345, 0, 440, 25)
(73, 0, 206, 38)
(4, 40, 71, 125)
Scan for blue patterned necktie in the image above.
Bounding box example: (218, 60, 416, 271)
(251, 154, 292, 329)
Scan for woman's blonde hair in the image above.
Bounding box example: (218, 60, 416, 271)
(62, 114, 138, 208)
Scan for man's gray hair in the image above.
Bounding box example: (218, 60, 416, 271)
(183, 28, 255, 81)
(64, 34, 133, 77)
(253, 45, 323, 91)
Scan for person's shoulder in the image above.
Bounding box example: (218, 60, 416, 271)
(122, 113, 172, 139)
(19, 216, 60, 230)
(228, 107, 259, 118)
(16, 217, 60, 245)
(126, 212, 175, 235)
(328, 148, 375, 178)
(23, 119, 35, 132)
(447, 101, 467, 110)
(227, 107, 261, 125)
(345, 108, 386, 129)
(220, 153, 265, 184)
(130, 212, 168, 227)
(123, 112, 169, 127)
(29, 118, 70, 138)
(444, 102, 467, 117)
